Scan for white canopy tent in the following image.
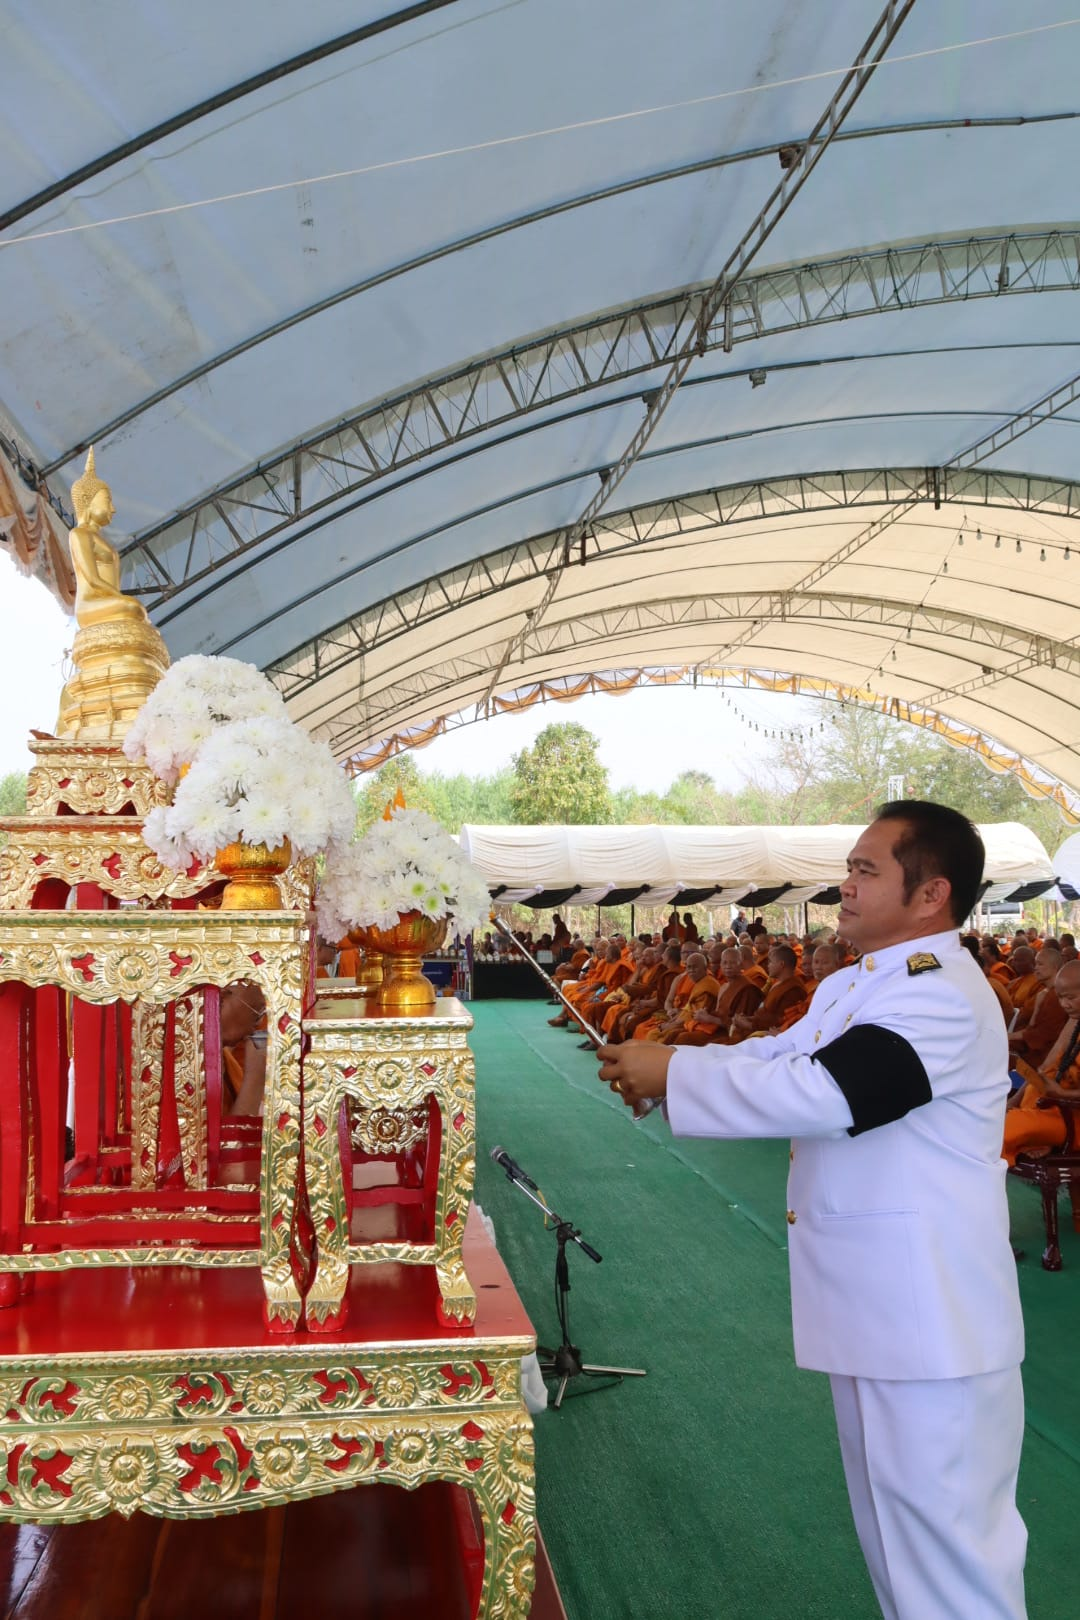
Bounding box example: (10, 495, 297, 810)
(4, 4, 1080, 818)
(459, 821, 1056, 909)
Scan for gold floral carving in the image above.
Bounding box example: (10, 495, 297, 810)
(172, 993, 208, 1187)
(0, 911, 308, 1327)
(130, 1001, 167, 1190)
(0, 821, 209, 909)
(303, 1001, 477, 1328)
(0, 1344, 535, 1617)
(24, 741, 171, 819)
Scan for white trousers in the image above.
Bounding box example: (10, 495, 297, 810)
(830, 1369, 1027, 1620)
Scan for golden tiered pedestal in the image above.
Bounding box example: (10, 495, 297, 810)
(304, 992, 477, 1332)
(0, 1209, 537, 1617)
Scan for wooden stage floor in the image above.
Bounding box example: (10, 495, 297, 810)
(0, 1484, 567, 1619)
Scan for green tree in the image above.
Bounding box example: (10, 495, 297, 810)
(0, 771, 27, 848)
(426, 767, 515, 832)
(0, 772, 27, 816)
(510, 723, 612, 824)
(353, 755, 435, 832)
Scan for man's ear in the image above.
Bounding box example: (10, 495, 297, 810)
(920, 874, 952, 914)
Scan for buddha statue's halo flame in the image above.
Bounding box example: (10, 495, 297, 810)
(70, 445, 110, 525)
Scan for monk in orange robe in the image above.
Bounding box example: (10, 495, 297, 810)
(1005, 947, 1039, 1018)
(619, 946, 683, 1039)
(981, 938, 1015, 985)
(671, 948, 762, 1045)
(740, 942, 768, 990)
(731, 945, 807, 1038)
(564, 943, 632, 1033)
(1003, 960, 1080, 1165)
(641, 954, 718, 1044)
(632, 952, 697, 1042)
(1008, 946, 1066, 1069)
(336, 936, 361, 979)
(549, 941, 607, 1025)
(600, 947, 660, 1037)
(774, 942, 842, 1034)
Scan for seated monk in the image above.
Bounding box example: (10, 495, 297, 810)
(600, 946, 660, 1038)
(336, 935, 361, 979)
(960, 935, 1014, 1026)
(619, 945, 682, 1039)
(731, 944, 807, 1038)
(566, 942, 633, 1036)
(642, 953, 719, 1044)
(741, 941, 768, 990)
(552, 938, 590, 985)
(631, 951, 697, 1042)
(671, 947, 762, 1045)
(1005, 947, 1039, 1018)
(1008, 946, 1066, 1069)
(1003, 959, 1080, 1166)
(774, 942, 842, 1034)
(315, 940, 338, 978)
(980, 937, 1015, 985)
(550, 940, 606, 1025)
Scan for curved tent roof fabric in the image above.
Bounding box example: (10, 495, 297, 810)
(4, 4, 1080, 799)
(459, 822, 1055, 894)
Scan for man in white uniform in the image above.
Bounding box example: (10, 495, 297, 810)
(598, 801, 1026, 1620)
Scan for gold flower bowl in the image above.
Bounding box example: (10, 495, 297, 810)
(366, 911, 448, 1012)
(215, 838, 292, 910)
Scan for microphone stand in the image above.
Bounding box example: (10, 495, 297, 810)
(494, 1157, 647, 1409)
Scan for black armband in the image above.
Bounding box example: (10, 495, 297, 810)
(813, 1023, 932, 1136)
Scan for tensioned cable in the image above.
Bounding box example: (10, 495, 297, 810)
(3, 14, 1078, 249)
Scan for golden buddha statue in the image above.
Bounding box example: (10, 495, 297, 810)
(56, 447, 170, 742)
(68, 447, 150, 628)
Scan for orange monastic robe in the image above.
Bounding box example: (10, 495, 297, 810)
(648, 973, 721, 1044)
(744, 964, 769, 990)
(1003, 1026, 1080, 1165)
(988, 961, 1015, 986)
(673, 976, 762, 1046)
(632, 972, 691, 1041)
(336, 937, 360, 979)
(1012, 987, 1067, 1068)
(986, 975, 1015, 1027)
(601, 961, 661, 1036)
(746, 978, 807, 1034)
(1008, 973, 1040, 1016)
(776, 976, 821, 1033)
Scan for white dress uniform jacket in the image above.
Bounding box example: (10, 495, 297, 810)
(665, 929, 1024, 1381)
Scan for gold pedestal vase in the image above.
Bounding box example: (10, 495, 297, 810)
(367, 912, 448, 1011)
(215, 838, 292, 909)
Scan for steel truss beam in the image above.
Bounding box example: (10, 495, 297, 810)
(115, 220, 1080, 607)
(267, 465, 1080, 704)
(309, 588, 1080, 754)
(334, 663, 1080, 825)
(699, 359, 1080, 670)
(51, 105, 1063, 480)
(477, 0, 920, 702)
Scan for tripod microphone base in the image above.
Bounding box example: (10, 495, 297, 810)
(536, 1344, 647, 1409)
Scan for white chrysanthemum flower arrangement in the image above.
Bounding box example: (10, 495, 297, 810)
(123, 655, 287, 785)
(124, 658, 356, 871)
(317, 808, 491, 940)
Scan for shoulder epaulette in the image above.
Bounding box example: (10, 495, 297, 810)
(907, 952, 942, 976)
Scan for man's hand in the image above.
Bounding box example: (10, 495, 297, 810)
(597, 1042, 674, 1111)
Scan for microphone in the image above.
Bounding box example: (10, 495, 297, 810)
(489, 1145, 540, 1190)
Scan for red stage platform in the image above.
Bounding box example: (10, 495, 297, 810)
(0, 1211, 552, 1618)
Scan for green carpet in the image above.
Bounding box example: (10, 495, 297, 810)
(469, 1000, 1079, 1620)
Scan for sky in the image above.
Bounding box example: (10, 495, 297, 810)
(0, 554, 820, 789)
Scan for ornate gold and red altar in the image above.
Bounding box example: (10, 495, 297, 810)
(0, 453, 537, 1615)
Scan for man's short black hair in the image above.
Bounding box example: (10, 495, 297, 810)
(770, 943, 797, 970)
(875, 800, 984, 925)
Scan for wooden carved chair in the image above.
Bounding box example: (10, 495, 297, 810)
(1008, 1096, 1080, 1270)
